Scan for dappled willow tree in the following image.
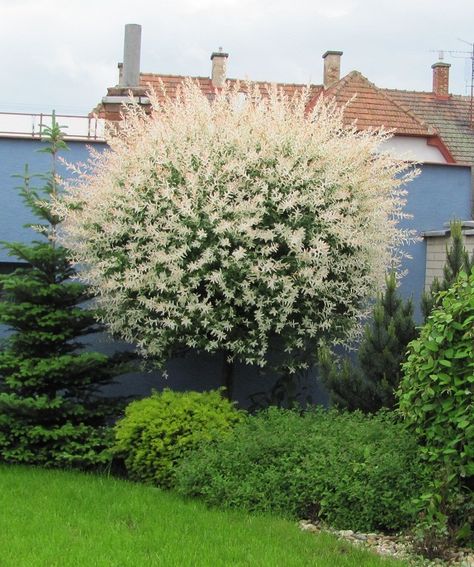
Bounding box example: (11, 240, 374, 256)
(56, 82, 416, 397)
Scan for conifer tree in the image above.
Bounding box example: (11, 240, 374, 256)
(0, 113, 130, 468)
(421, 220, 474, 319)
(320, 272, 416, 412)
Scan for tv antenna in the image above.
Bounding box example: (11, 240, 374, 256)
(431, 39, 474, 127)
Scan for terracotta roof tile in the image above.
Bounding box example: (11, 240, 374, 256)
(98, 69, 473, 164)
(316, 71, 434, 137)
(139, 71, 432, 138)
(139, 73, 323, 104)
(382, 89, 474, 164)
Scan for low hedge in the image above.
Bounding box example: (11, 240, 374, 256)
(175, 407, 430, 533)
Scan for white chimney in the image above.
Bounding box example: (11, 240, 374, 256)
(120, 24, 142, 87)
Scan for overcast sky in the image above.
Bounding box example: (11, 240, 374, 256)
(1, 0, 474, 116)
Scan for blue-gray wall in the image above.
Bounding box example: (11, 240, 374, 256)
(398, 163, 472, 321)
(0, 138, 472, 406)
(0, 138, 104, 262)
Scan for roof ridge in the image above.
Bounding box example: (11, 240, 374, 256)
(323, 70, 361, 97)
(140, 72, 323, 89)
(384, 87, 437, 95)
(141, 73, 211, 80)
(227, 78, 323, 88)
(384, 87, 471, 100)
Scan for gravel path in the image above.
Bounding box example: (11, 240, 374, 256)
(299, 520, 474, 566)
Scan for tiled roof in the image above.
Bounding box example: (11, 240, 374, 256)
(99, 68, 474, 165)
(316, 71, 434, 137)
(383, 89, 474, 165)
(141, 72, 440, 140)
(140, 74, 215, 100)
(139, 73, 323, 103)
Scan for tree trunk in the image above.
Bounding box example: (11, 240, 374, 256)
(222, 354, 234, 401)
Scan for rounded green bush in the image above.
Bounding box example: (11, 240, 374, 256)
(175, 407, 430, 533)
(113, 389, 243, 487)
(398, 269, 474, 539)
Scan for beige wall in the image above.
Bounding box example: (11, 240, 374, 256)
(425, 233, 474, 289)
(379, 136, 447, 163)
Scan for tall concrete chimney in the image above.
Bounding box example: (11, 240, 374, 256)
(121, 24, 142, 87)
(322, 50, 343, 89)
(432, 61, 450, 98)
(211, 47, 228, 88)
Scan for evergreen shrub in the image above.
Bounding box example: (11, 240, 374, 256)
(421, 220, 474, 320)
(319, 272, 416, 412)
(399, 268, 474, 545)
(175, 407, 430, 532)
(0, 115, 130, 469)
(113, 389, 243, 488)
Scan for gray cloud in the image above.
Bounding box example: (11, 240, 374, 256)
(1, 0, 473, 115)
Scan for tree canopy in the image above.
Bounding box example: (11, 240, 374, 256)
(57, 82, 416, 377)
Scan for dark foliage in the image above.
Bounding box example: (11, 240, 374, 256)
(319, 272, 416, 412)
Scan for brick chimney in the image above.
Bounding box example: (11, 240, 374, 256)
(322, 50, 343, 88)
(432, 61, 451, 98)
(211, 48, 228, 88)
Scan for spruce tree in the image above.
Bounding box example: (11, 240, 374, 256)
(421, 219, 474, 319)
(0, 114, 130, 469)
(320, 272, 416, 412)
(318, 349, 376, 412)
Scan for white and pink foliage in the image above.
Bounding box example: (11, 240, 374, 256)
(57, 81, 416, 372)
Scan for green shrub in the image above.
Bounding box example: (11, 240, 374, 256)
(113, 389, 243, 487)
(175, 407, 430, 533)
(399, 268, 474, 544)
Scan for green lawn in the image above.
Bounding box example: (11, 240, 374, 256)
(0, 466, 409, 567)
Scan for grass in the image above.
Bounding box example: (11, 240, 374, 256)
(0, 465, 409, 567)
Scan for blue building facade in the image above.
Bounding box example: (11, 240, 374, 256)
(398, 162, 472, 320)
(0, 138, 472, 406)
(0, 138, 101, 263)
